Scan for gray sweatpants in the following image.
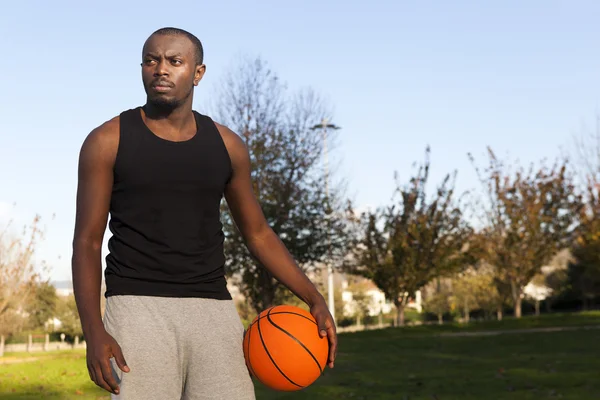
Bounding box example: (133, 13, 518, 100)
(103, 295, 256, 400)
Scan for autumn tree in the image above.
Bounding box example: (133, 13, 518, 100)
(470, 149, 582, 318)
(571, 113, 600, 187)
(0, 215, 46, 341)
(350, 147, 473, 326)
(569, 182, 600, 309)
(567, 115, 600, 309)
(211, 56, 350, 312)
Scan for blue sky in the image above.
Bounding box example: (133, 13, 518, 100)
(1, 0, 599, 282)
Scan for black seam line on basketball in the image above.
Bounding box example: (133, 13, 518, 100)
(249, 311, 318, 330)
(246, 326, 265, 387)
(257, 310, 304, 388)
(267, 308, 324, 375)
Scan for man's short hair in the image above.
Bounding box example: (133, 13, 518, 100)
(151, 27, 204, 65)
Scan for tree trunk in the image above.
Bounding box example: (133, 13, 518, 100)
(378, 312, 383, 328)
(395, 302, 405, 327)
(437, 313, 443, 325)
(535, 300, 540, 316)
(356, 315, 361, 327)
(463, 300, 470, 323)
(256, 268, 276, 311)
(511, 280, 522, 318)
(0, 335, 4, 357)
(514, 296, 522, 318)
(497, 306, 503, 321)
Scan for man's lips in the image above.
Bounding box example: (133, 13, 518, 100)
(151, 81, 174, 92)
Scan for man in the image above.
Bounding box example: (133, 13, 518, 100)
(72, 27, 337, 400)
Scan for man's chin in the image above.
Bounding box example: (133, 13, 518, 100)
(147, 96, 179, 110)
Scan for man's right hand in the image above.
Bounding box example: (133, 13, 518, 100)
(86, 329, 130, 395)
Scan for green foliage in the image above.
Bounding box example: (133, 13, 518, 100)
(345, 281, 374, 325)
(452, 265, 504, 319)
(55, 295, 83, 339)
(423, 279, 453, 321)
(25, 281, 58, 331)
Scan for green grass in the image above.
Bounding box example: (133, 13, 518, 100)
(396, 310, 600, 336)
(1, 312, 599, 399)
(255, 325, 600, 399)
(0, 351, 106, 400)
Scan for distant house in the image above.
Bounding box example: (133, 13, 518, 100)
(340, 276, 422, 317)
(307, 264, 422, 317)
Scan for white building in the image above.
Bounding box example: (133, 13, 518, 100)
(339, 276, 422, 317)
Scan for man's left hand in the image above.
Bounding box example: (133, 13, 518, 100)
(310, 299, 337, 368)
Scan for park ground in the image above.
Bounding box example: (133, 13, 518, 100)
(1, 312, 599, 400)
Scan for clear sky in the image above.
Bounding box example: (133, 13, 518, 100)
(1, 0, 599, 282)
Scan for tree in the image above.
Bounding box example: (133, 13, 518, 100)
(571, 113, 600, 187)
(451, 270, 480, 323)
(56, 295, 83, 340)
(524, 273, 553, 316)
(346, 281, 373, 326)
(470, 149, 582, 317)
(350, 147, 473, 326)
(0, 215, 46, 338)
(25, 280, 58, 331)
(423, 278, 452, 325)
(569, 182, 600, 309)
(212, 56, 350, 312)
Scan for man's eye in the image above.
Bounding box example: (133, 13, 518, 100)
(144, 60, 155, 65)
(172, 59, 182, 65)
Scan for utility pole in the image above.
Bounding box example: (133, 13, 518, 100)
(311, 118, 340, 323)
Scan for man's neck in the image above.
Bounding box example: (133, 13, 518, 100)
(142, 101, 194, 132)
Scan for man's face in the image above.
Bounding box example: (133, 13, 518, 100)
(141, 34, 205, 108)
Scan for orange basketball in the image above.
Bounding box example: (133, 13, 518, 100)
(243, 304, 329, 391)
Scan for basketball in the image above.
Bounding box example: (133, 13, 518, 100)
(243, 304, 329, 391)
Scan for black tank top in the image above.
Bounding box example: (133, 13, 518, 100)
(104, 107, 232, 299)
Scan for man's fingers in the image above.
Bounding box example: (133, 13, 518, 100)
(319, 325, 327, 337)
(93, 363, 114, 393)
(327, 325, 337, 368)
(100, 359, 120, 394)
(317, 315, 329, 337)
(87, 362, 96, 383)
(112, 345, 130, 373)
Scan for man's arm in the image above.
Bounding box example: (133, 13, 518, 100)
(218, 124, 337, 368)
(72, 118, 129, 395)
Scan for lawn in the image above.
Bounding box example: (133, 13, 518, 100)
(1, 312, 599, 399)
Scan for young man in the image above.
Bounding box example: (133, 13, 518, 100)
(71, 27, 337, 399)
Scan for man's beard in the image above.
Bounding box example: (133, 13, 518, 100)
(147, 95, 180, 111)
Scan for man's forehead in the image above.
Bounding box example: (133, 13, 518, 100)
(143, 34, 193, 54)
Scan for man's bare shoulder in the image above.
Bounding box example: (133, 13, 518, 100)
(213, 121, 245, 149)
(80, 115, 121, 164)
(213, 121, 249, 164)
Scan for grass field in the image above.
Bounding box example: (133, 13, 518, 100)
(1, 312, 599, 400)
